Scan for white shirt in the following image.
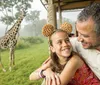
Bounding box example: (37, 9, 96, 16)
(70, 37, 100, 79)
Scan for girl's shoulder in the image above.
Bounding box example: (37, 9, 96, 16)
(69, 52, 84, 68)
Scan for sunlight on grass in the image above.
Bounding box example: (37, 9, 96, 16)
(0, 37, 49, 85)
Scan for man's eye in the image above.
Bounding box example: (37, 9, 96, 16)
(83, 35, 89, 37)
(57, 41, 62, 44)
(78, 33, 89, 38)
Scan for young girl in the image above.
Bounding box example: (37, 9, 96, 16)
(29, 23, 100, 85)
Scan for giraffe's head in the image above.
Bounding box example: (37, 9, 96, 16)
(19, 8, 26, 20)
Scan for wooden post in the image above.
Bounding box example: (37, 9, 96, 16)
(58, 0, 62, 25)
(47, 0, 57, 29)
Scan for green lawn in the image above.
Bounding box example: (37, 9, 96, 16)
(0, 38, 49, 85)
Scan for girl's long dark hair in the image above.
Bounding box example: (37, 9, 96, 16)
(50, 52, 66, 73)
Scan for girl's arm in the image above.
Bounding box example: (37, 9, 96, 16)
(29, 59, 52, 81)
(42, 57, 51, 65)
(43, 55, 83, 85)
(59, 55, 83, 85)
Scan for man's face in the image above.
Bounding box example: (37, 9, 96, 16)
(76, 18, 100, 49)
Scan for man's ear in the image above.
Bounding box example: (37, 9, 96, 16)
(50, 46, 55, 52)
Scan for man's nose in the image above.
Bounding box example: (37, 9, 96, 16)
(77, 34, 83, 42)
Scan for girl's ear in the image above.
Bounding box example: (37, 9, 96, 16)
(50, 46, 55, 53)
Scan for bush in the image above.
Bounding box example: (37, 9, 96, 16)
(21, 37, 44, 44)
(16, 37, 44, 49)
(16, 39, 30, 49)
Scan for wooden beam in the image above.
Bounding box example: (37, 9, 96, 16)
(61, 1, 100, 10)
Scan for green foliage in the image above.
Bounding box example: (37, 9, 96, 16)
(25, 11, 40, 22)
(21, 37, 44, 44)
(0, 38, 49, 85)
(0, 16, 14, 25)
(0, 0, 34, 27)
(16, 37, 44, 49)
(16, 39, 30, 49)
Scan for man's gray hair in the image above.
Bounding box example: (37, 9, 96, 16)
(77, 3, 100, 36)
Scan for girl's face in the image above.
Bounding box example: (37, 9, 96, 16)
(50, 31, 72, 59)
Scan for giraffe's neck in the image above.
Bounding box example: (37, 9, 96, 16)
(6, 16, 24, 36)
(0, 12, 25, 49)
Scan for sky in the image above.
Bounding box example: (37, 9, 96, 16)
(0, 0, 81, 36)
(31, 0, 81, 21)
(31, 0, 47, 19)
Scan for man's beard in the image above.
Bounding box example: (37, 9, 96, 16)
(88, 43, 100, 49)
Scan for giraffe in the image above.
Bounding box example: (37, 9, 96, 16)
(0, 10, 26, 72)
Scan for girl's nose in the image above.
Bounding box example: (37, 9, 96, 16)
(62, 41, 69, 46)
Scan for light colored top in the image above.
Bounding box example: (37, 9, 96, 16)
(70, 37, 100, 80)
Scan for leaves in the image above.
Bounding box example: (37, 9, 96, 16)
(0, 0, 33, 29)
(0, 15, 14, 25)
(25, 10, 40, 22)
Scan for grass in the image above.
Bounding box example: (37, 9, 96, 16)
(0, 38, 49, 85)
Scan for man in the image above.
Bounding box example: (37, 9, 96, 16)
(70, 2, 100, 79)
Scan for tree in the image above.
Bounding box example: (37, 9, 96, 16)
(36, 19, 47, 36)
(24, 10, 40, 36)
(0, 0, 33, 33)
(21, 18, 47, 37)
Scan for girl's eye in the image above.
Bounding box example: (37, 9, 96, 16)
(65, 39, 70, 42)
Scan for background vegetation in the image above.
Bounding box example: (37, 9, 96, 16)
(0, 0, 76, 85)
(0, 37, 49, 85)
